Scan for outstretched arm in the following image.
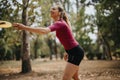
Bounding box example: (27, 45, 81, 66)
(13, 23, 51, 34)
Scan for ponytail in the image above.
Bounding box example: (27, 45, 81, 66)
(57, 6, 71, 27)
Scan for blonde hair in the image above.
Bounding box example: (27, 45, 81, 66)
(57, 6, 71, 27)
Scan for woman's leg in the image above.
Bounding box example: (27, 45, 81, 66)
(72, 69, 80, 80)
(62, 62, 79, 80)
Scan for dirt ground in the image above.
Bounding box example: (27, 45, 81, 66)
(0, 59, 120, 80)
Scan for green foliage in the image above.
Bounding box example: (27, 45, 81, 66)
(0, 0, 22, 60)
(0, 0, 13, 20)
(95, 0, 120, 52)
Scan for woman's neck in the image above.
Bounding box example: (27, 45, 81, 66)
(53, 17, 60, 21)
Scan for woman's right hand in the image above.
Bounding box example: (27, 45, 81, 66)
(12, 23, 25, 30)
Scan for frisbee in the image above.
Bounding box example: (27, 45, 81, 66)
(0, 21, 12, 28)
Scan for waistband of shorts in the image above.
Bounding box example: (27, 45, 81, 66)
(65, 45, 79, 52)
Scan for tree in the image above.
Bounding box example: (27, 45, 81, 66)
(93, 0, 120, 60)
(21, 0, 32, 73)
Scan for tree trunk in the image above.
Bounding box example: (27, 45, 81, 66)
(21, 31, 31, 73)
(34, 39, 38, 59)
(76, 0, 79, 15)
(21, 0, 32, 73)
(54, 38, 58, 59)
(102, 35, 112, 60)
(47, 38, 53, 60)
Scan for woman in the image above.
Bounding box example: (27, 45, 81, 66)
(13, 5, 84, 80)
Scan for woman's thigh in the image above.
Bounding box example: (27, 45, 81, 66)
(62, 62, 79, 80)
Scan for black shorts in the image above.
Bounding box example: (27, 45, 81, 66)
(65, 45, 84, 66)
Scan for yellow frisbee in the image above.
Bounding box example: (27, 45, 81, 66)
(0, 21, 12, 28)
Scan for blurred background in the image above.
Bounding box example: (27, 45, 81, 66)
(0, 0, 120, 72)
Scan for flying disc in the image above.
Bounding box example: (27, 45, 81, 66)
(0, 21, 12, 28)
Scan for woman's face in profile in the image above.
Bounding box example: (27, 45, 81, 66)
(50, 6, 60, 19)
